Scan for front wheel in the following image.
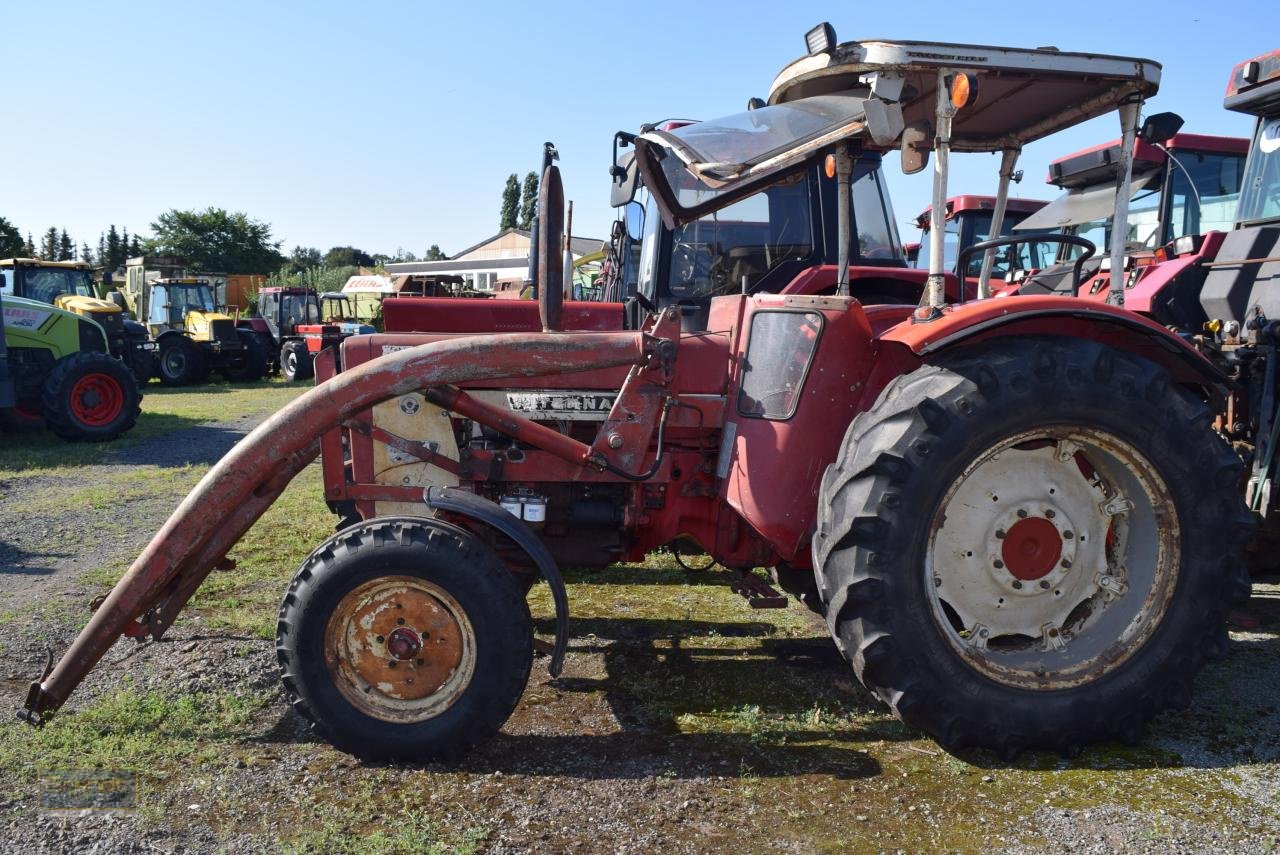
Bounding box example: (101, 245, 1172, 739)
(280, 340, 314, 382)
(814, 337, 1252, 756)
(220, 329, 269, 382)
(276, 517, 533, 760)
(157, 336, 207, 386)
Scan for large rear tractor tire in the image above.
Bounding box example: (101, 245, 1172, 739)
(280, 340, 314, 382)
(276, 517, 533, 760)
(220, 329, 269, 382)
(157, 336, 207, 387)
(40, 352, 141, 442)
(813, 337, 1252, 757)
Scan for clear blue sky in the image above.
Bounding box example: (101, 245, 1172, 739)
(6, 0, 1274, 260)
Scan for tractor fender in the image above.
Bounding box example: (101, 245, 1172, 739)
(877, 296, 1229, 397)
(236, 317, 272, 336)
(423, 486, 569, 677)
(154, 329, 189, 343)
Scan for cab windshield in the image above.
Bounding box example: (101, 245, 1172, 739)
(1238, 117, 1280, 225)
(152, 283, 215, 324)
(6, 267, 95, 303)
(638, 161, 901, 303)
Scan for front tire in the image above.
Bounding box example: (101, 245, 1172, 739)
(814, 337, 1252, 756)
(40, 352, 141, 442)
(157, 336, 207, 386)
(280, 340, 313, 382)
(276, 517, 533, 760)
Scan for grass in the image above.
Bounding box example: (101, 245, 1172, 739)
(0, 377, 303, 477)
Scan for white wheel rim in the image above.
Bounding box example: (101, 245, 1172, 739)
(925, 428, 1180, 689)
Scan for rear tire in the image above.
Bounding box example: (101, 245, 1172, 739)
(276, 517, 533, 760)
(40, 352, 141, 442)
(157, 336, 206, 386)
(814, 337, 1252, 756)
(280, 340, 313, 382)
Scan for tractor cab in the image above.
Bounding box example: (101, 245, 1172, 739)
(1011, 129, 1249, 325)
(909, 196, 1057, 282)
(257, 286, 321, 340)
(248, 286, 371, 381)
(2, 258, 156, 384)
(147, 278, 219, 331)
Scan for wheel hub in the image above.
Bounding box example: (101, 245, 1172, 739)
(324, 576, 474, 722)
(926, 429, 1179, 689)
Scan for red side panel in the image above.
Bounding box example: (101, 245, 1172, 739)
(383, 297, 625, 333)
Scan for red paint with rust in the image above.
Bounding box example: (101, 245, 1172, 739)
(382, 297, 625, 333)
(1003, 517, 1063, 581)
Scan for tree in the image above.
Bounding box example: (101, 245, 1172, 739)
(324, 246, 374, 268)
(0, 216, 24, 258)
(425, 244, 447, 261)
(40, 227, 59, 260)
(146, 208, 285, 274)
(129, 234, 142, 257)
(288, 246, 322, 273)
(105, 225, 123, 271)
(58, 229, 74, 261)
(97, 232, 106, 266)
(24, 233, 35, 256)
(499, 173, 520, 230)
(518, 171, 539, 230)
(80, 242, 94, 264)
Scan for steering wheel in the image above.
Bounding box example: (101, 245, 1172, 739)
(670, 241, 715, 293)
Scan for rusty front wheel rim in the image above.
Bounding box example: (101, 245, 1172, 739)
(324, 575, 476, 723)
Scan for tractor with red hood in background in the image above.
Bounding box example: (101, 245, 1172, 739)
(23, 27, 1253, 765)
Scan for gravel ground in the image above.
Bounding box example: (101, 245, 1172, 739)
(1, 402, 1279, 853)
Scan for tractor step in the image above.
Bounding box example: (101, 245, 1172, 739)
(731, 571, 788, 609)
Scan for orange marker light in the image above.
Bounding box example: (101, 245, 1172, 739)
(949, 73, 978, 109)
(824, 154, 837, 179)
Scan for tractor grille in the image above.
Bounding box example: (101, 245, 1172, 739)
(209, 319, 239, 347)
(93, 311, 125, 340)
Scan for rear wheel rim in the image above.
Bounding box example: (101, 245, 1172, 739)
(69, 373, 124, 426)
(323, 576, 476, 723)
(924, 427, 1179, 690)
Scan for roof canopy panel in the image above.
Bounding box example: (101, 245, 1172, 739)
(769, 40, 1161, 153)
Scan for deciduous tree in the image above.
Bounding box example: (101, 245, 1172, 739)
(0, 216, 24, 258)
(146, 208, 286, 274)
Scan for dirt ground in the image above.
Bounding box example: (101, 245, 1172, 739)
(1, 383, 1279, 854)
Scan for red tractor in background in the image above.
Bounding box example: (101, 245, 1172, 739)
(905, 195, 1057, 287)
(238, 286, 375, 381)
(23, 30, 1256, 765)
(1005, 127, 1248, 331)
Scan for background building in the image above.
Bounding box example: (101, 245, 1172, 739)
(385, 228, 602, 292)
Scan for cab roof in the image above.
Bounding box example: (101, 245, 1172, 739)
(914, 196, 1048, 229)
(1047, 133, 1249, 188)
(0, 257, 92, 270)
(769, 39, 1161, 153)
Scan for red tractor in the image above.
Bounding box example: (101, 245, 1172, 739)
(906, 195, 1056, 282)
(239, 286, 374, 381)
(1004, 127, 1249, 331)
(23, 29, 1254, 763)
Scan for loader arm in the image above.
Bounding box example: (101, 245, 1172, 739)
(22, 330, 657, 722)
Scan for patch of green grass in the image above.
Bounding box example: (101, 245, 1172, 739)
(282, 809, 488, 855)
(0, 684, 270, 779)
(0, 379, 305, 477)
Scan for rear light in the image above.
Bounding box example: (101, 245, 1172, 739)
(1173, 235, 1197, 256)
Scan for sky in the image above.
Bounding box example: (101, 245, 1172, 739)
(5, 0, 1275, 260)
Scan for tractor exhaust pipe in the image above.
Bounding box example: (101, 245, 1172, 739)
(21, 331, 650, 723)
(538, 163, 566, 332)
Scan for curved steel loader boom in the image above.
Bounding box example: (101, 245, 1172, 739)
(21, 330, 652, 722)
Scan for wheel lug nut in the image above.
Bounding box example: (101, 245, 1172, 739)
(416, 658, 425, 665)
(388, 660, 397, 668)
(1039, 580, 1050, 589)
(993, 559, 1004, 569)
(1012, 580, 1023, 589)
(375, 635, 384, 643)
(1045, 510, 1056, 519)
(1064, 531, 1074, 539)
(1017, 509, 1028, 519)
(996, 529, 1006, 539)
(396, 618, 405, 625)
(1061, 559, 1072, 569)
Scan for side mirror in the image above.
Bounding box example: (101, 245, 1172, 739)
(624, 201, 645, 242)
(1138, 111, 1184, 144)
(610, 149, 640, 208)
(901, 121, 931, 175)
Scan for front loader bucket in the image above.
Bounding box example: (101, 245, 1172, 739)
(22, 331, 649, 722)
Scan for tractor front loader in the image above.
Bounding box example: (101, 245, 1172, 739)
(23, 29, 1254, 762)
